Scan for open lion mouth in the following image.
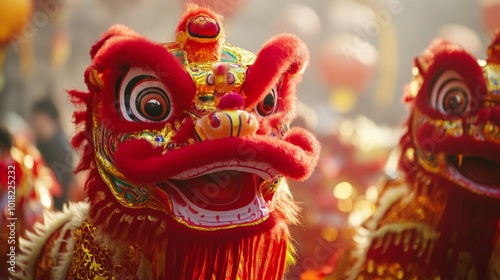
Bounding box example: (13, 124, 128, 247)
(161, 170, 271, 229)
(448, 155, 500, 187)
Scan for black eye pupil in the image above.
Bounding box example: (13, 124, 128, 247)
(443, 89, 467, 114)
(447, 95, 462, 110)
(262, 93, 275, 112)
(256, 88, 278, 117)
(145, 99, 163, 118)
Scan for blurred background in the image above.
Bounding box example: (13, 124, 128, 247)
(0, 0, 498, 278)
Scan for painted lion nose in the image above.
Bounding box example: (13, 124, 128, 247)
(195, 108, 258, 141)
(194, 62, 259, 141)
(196, 89, 258, 141)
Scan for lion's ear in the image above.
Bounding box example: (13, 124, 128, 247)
(244, 34, 309, 108)
(83, 25, 142, 91)
(90, 24, 141, 59)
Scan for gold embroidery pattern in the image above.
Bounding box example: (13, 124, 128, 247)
(68, 219, 140, 279)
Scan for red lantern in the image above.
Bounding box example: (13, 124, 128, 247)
(317, 33, 378, 93)
(275, 4, 322, 40)
(481, 1, 500, 34)
(327, 0, 375, 33)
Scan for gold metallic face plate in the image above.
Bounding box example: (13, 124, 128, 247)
(483, 62, 500, 104)
(165, 42, 256, 116)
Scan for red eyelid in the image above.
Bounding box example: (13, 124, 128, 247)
(93, 36, 196, 117)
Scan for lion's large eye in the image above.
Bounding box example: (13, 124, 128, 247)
(255, 85, 278, 117)
(430, 71, 471, 115)
(117, 68, 172, 122)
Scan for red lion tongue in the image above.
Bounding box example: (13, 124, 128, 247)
(455, 156, 500, 186)
(170, 171, 258, 211)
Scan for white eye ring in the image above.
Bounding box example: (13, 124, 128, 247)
(430, 70, 471, 115)
(117, 68, 172, 123)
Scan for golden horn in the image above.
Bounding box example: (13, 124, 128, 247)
(416, 57, 429, 75)
(89, 68, 104, 89)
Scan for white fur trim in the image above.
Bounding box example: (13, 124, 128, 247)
(346, 181, 410, 280)
(363, 181, 410, 230)
(53, 202, 90, 279)
(13, 201, 89, 280)
(369, 222, 439, 255)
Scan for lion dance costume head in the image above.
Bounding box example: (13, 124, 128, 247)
(326, 31, 500, 279)
(15, 6, 319, 280)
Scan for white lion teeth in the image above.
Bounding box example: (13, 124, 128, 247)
(168, 186, 270, 228)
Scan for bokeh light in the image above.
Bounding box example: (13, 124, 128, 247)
(329, 87, 357, 114)
(366, 185, 378, 202)
(338, 198, 353, 212)
(24, 154, 34, 169)
(333, 181, 354, 199)
(321, 226, 339, 242)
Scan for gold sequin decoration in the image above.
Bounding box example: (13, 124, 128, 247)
(410, 107, 500, 194)
(412, 109, 464, 139)
(480, 121, 500, 143)
(483, 62, 500, 103)
(165, 42, 256, 116)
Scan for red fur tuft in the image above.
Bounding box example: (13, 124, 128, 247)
(245, 34, 309, 108)
(113, 129, 319, 185)
(90, 25, 141, 59)
(68, 89, 95, 174)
